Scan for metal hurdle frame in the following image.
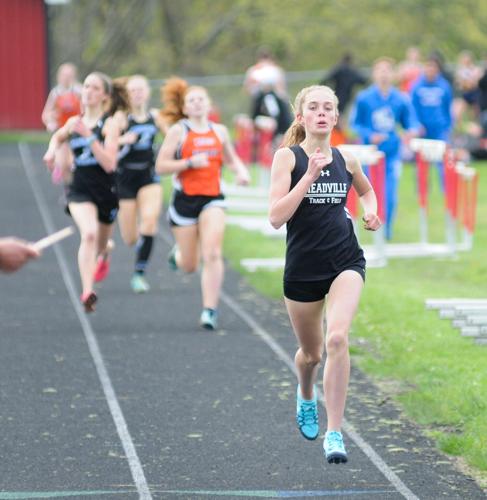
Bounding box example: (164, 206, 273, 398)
(234, 113, 276, 188)
(455, 161, 479, 251)
(411, 138, 479, 255)
(228, 138, 479, 273)
(409, 138, 447, 247)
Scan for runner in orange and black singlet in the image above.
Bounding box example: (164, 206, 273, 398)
(156, 78, 250, 330)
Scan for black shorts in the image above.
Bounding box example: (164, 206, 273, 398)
(66, 187, 119, 224)
(168, 190, 226, 227)
(284, 265, 366, 302)
(116, 167, 159, 200)
(462, 89, 479, 105)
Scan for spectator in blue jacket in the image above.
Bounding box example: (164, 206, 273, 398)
(411, 56, 453, 142)
(411, 55, 453, 188)
(350, 57, 418, 240)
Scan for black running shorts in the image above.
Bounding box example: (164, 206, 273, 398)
(66, 187, 119, 224)
(168, 190, 226, 227)
(284, 265, 366, 302)
(116, 167, 159, 200)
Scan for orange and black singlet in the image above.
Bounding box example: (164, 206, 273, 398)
(175, 120, 224, 196)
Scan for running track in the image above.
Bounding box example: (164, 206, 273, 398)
(0, 142, 484, 500)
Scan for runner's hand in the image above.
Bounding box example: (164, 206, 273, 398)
(363, 213, 381, 231)
(307, 148, 330, 181)
(370, 133, 387, 145)
(189, 153, 209, 168)
(0, 238, 40, 273)
(236, 168, 251, 186)
(43, 151, 56, 171)
(119, 131, 138, 145)
(72, 118, 91, 138)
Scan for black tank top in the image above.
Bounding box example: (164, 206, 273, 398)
(69, 116, 116, 194)
(284, 145, 364, 281)
(118, 113, 158, 171)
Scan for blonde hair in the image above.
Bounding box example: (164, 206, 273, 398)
(128, 74, 150, 89)
(281, 85, 338, 147)
(159, 77, 209, 125)
(372, 56, 396, 68)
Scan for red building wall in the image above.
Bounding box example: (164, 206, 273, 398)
(0, 0, 48, 129)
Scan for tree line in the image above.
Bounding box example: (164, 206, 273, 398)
(47, 0, 487, 81)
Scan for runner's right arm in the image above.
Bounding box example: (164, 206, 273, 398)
(155, 123, 207, 174)
(43, 116, 77, 170)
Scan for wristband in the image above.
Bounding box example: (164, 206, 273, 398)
(86, 134, 97, 147)
(186, 158, 193, 169)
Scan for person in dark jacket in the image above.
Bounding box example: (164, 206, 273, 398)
(320, 53, 367, 115)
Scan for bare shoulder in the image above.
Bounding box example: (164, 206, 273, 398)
(149, 107, 159, 119)
(213, 122, 229, 141)
(337, 148, 360, 174)
(160, 122, 184, 146)
(102, 116, 120, 135)
(274, 146, 296, 166)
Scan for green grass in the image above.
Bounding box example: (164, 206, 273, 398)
(0, 130, 50, 144)
(223, 162, 487, 481)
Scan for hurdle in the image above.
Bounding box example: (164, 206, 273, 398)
(234, 114, 254, 166)
(410, 139, 479, 255)
(455, 161, 479, 251)
(234, 113, 275, 188)
(410, 138, 447, 246)
(254, 115, 275, 187)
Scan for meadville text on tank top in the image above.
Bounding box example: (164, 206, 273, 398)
(284, 146, 364, 281)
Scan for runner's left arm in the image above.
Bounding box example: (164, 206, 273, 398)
(343, 151, 381, 231)
(81, 117, 119, 173)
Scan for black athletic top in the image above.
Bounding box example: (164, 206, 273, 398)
(284, 145, 364, 281)
(118, 113, 158, 171)
(69, 116, 116, 194)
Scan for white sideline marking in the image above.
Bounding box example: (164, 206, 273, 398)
(19, 143, 152, 500)
(159, 230, 419, 500)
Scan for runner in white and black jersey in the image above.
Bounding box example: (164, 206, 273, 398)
(269, 85, 381, 464)
(117, 75, 165, 293)
(43, 72, 127, 312)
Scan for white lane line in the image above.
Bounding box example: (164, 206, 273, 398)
(220, 296, 419, 500)
(160, 229, 419, 500)
(219, 293, 420, 500)
(19, 143, 152, 500)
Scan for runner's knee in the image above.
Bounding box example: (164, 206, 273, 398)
(325, 330, 348, 355)
(179, 257, 198, 274)
(300, 348, 323, 366)
(80, 228, 98, 246)
(139, 215, 158, 235)
(201, 248, 222, 265)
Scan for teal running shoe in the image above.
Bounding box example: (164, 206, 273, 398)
(167, 245, 178, 271)
(130, 274, 150, 294)
(296, 385, 319, 440)
(200, 308, 218, 330)
(323, 430, 348, 464)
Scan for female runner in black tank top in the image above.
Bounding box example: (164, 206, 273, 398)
(116, 75, 166, 294)
(269, 85, 381, 463)
(43, 72, 123, 312)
